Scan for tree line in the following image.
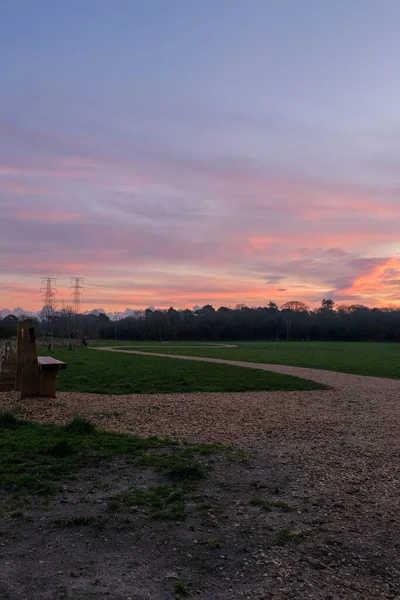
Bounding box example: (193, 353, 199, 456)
(1, 299, 400, 342)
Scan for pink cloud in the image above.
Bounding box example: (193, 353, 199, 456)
(18, 211, 80, 222)
(2, 145, 400, 310)
(341, 257, 400, 305)
(0, 180, 51, 196)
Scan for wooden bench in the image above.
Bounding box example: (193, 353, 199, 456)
(37, 357, 67, 398)
(16, 320, 67, 399)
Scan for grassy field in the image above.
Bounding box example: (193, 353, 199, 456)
(106, 340, 400, 379)
(37, 347, 326, 394)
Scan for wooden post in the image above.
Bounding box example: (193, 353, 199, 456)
(15, 320, 24, 391)
(18, 319, 40, 399)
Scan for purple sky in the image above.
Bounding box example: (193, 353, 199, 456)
(1, 0, 400, 311)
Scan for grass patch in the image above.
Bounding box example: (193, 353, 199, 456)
(0, 412, 24, 430)
(134, 453, 208, 481)
(198, 502, 222, 516)
(167, 462, 206, 482)
(112, 340, 400, 379)
(0, 413, 172, 499)
(108, 453, 210, 519)
(274, 526, 303, 545)
(0, 413, 221, 522)
(107, 485, 187, 520)
(174, 581, 191, 596)
(55, 516, 99, 527)
(36, 347, 327, 394)
(250, 497, 293, 512)
(46, 440, 74, 457)
(64, 417, 96, 435)
(8, 510, 24, 519)
(203, 537, 221, 549)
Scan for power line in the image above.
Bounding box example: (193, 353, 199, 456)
(69, 277, 85, 314)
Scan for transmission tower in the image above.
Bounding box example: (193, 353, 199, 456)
(40, 278, 58, 319)
(70, 277, 85, 314)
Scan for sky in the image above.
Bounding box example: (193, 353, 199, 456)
(1, 0, 400, 313)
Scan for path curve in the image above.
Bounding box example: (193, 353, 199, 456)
(93, 346, 400, 393)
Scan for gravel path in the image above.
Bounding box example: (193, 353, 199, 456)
(1, 347, 400, 446)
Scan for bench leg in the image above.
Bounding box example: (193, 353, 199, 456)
(38, 370, 59, 398)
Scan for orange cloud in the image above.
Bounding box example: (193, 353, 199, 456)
(342, 257, 400, 306)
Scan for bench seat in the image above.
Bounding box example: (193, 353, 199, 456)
(37, 357, 67, 370)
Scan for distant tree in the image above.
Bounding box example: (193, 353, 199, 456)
(235, 303, 246, 310)
(347, 304, 369, 313)
(279, 301, 310, 340)
(320, 298, 336, 311)
(18, 299, 400, 344)
(167, 307, 179, 340)
(40, 304, 56, 322)
(2, 314, 18, 322)
(0, 314, 18, 339)
(280, 301, 309, 312)
(336, 304, 369, 314)
(61, 305, 74, 344)
(201, 304, 216, 313)
(266, 301, 278, 311)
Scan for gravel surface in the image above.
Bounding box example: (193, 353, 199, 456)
(1, 353, 400, 598)
(1, 348, 400, 459)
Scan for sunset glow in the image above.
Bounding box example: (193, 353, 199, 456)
(1, 2, 400, 313)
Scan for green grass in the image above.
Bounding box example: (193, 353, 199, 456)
(250, 498, 293, 512)
(136, 454, 207, 482)
(111, 340, 400, 379)
(107, 485, 187, 520)
(0, 414, 167, 497)
(54, 516, 100, 527)
(203, 537, 222, 549)
(37, 347, 326, 394)
(0, 413, 219, 517)
(198, 502, 223, 517)
(174, 581, 191, 596)
(250, 497, 293, 512)
(9, 509, 24, 519)
(274, 526, 303, 545)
